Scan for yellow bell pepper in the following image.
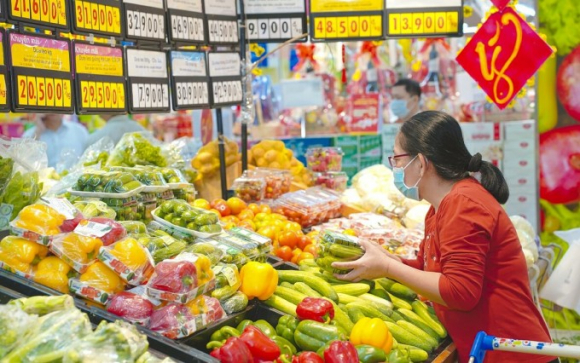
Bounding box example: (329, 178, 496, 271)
(33, 256, 71, 293)
(350, 317, 393, 353)
(186, 295, 208, 315)
(15, 204, 65, 235)
(62, 233, 103, 264)
(108, 238, 147, 270)
(239, 261, 278, 300)
(0, 236, 49, 273)
(194, 254, 213, 286)
(80, 262, 124, 294)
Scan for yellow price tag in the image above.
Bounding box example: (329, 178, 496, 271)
(359, 16, 370, 37)
(82, 1, 92, 29)
(400, 13, 412, 34)
(90, 3, 98, 30)
(88, 81, 96, 108)
(80, 80, 89, 108)
(434, 12, 446, 33)
(54, 78, 63, 107)
(111, 6, 121, 34)
(0, 76, 7, 106)
(45, 78, 54, 107)
(40, 0, 50, 23)
(325, 17, 337, 38)
(57, 0, 66, 25)
(412, 13, 424, 34)
(96, 82, 104, 108)
(98, 4, 106, 31)
(348, 16, 359, 37)
(336, 17, 348, 38)
(75, 1, 85, 28)
(370, 15, 382, 36)
(424, 13, 435, 33)
(27, 77, 37, 106)
(63, 79, 71, 107)
(447, 12, 458, 32)
(17, 75, 27, 106)
(104, 83, 112, 108)
(314, 17, 325, 38)
(36, 77, 46, 106)
(117, 83, 125, 109)
(389, 14, 400, 35)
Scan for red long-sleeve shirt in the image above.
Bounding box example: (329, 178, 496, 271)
(403, 178, 553, 363)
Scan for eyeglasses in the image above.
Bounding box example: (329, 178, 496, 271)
(388, 153, 411, 168)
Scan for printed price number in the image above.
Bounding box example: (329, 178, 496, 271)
(126, 9, 164, 40)
(131, 82, 169, 109)
(17, 75, 72, 108)
(212, 80, 242, 105)
(10, 0, 67, 27)
(74, 1, 122, 35)
(247, 17, 304, 40)
(175, 81, 209, 106)
(170, 14, 204, 42)
(80, 80, 125, 110)
(313, 15, 382, 39)
(388, 11, 459, 35)
(208, 19, 238, 44)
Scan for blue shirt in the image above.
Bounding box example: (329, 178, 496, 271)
(86, 115, 146, 148)
(23, 121, 89, 168)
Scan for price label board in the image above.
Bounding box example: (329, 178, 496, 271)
(125, 48, 170, 113)
(208, 52, 242, 108)
(385, 0, 463, 38)
(8, 0, 69, 29)
(169, 50, 209, 110)
(166, 0, 206, 44)
(310, 0, 384, 42)
(123, 0, 165, 42)
(203, 0, 238, 45)
(74, 42, 126, 114)
(71, 0, 123, 38)
(8, 32, 73, 113)
(244, 0, 307, 43)
(0, 30, 10, 111)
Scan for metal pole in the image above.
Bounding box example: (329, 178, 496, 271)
(216, 109, 228, 199)
(239, 0, 249, 171)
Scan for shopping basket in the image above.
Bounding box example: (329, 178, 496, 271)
(468, 331, 580, 363)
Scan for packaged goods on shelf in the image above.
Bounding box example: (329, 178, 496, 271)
(152, 200, 222, 238)
(313, 171, 349, 192)
(306, 147, 344, 172)
(232, 176, 266, 203)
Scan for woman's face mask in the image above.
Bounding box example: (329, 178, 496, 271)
(393, 156, 421, 200)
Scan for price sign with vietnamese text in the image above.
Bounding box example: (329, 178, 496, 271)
(71, 0, 123, 38)
(166, 0, 206, 44)
(203, 0, 238, 45)
(0, 31, 10, 111)
(208, 52, 242, 107)
(310, 0, 384, 42)
(244, 0, 306, 43)
(8, 32, 73, 113)
(74, 42, 126, 114)
(125, 48, 170, 113)
(385, 0, 463, 38)
(9, 0, 69, 29)
(123, 0, 165, 42)
(169, 50, 209, 110)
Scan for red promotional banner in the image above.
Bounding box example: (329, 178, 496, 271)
(347, 93, 382, 133)
(456, 7, 554, 109)
(490, 0, 511, 10)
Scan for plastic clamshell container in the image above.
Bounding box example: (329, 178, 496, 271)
(306, 147, 344, 172)
(49, 235, 96, 274)
(247, 168, 292, 199)
(227, 226, 273, 255)
(313, 171, 348, 192)
(195, 238, 249, 268)
(215, 233, 262, 261)
(232, 176, 266, 203)
(151, 207, 222, 239)
(274, 190, 333, 228)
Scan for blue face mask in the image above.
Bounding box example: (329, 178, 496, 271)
(391, 99, 410, 119)
(393, 156, 421, 200)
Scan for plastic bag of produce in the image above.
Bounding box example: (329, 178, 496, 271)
(107, 291, 155, 325)
(316, 230, 363, 274)
(142, 233, 187, 264)
(9, 295, 75, 316)
(71, 169, 145, 197)
(0, 236, 49, 276)
(510, 215, 538, 268)
(107, 132, 167, 167)
(70, 261, 126, 304)
(211, 264, 242, 301)
(73, 200, 117, 220)
(74, 136, 114, 171)
(97, 236, 154, 285)
(62, 320, 148, 363)
(153, 200, 222, 237)
(0, 304, 36, 357)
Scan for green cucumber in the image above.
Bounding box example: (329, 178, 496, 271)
(412, 300, 447, 339)
(358, 294, 394, 316)
(370, 288, 391, 301)
(338, 293, 362, 305)
(328, 243, 363, 259)
(264, 295, 298, 317)
(345, 302, 394, 323)
(325, 301, 354, 334)
(375, 278, 396, 291)
(280, 282, 295, 289)
(346, 306, 366, 323)
(377, 278, 417, 301)
(387, 292, 413, 310)
(294, 282, 322, 298)
(397, 308, 440, 341)
(333, 283, 370, 296)
(390, 310, 405, 322)
(275, 286, 307, 305)
(277, 270, 338, 303)
(396, 320, 439, 350)
(385, 322, 434, 352)
(398, 344, 429, 362)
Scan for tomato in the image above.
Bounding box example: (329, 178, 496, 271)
(211, 198, 227, 209)
(237, 209, 255, 221)
(221, 215, 240, 225)
(214, 201, 231, 217)
(275, 246, 293, 261)
(283, 221, 303, 233)
(260, 204, 272, 214)
(192, 199, 211, 210)
(290, 248, 302, 264)
(278, 231, 299, 249)
(248, 203, 261, 215)
(227, 197, 247, 215)
(297, 235, 312, 251)
(296, 252, 315, 264)
(303, 244, 318, 257)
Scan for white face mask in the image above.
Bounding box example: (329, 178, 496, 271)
(392, 156, 421, 200)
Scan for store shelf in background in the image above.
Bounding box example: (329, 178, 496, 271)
(282, 137, 332, 165)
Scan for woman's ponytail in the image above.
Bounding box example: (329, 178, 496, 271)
(478, 161, 510, 204)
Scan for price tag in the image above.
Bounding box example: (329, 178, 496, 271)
(208, 52, 242, 107)
(72, 0, 122, 38)
(123, 0, 165, 42)
(244, 0, 306, 43)
(385, 0, 463, 37)
(9, 32, 73, 113)
(203, 0, 238, 45)
(8, 0, 68, 28)
(310, 0, 384, 41)
(169, 50, 210, 110)
(166, 0, 206, 44)
(125, 48, 169, 113)
(0, 31, 9, 111)
(74, 42, 126, 114)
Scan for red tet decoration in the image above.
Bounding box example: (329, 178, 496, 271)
(490, 0, 511, 10)
(456, 7, 553, 110)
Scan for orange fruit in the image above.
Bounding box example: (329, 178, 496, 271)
(297, 235, 312, 251)
(227, 197, 247, 215)
(237, 209, 255, 221)
(290, 248, 302, 264)
(259, 204, 272, 214)
(257, 226, 277, 241)
(224, 222, 237, 230)
(239, 219, 256, 231)
(275, 246, 293, 261)
(192, 199, 211, 210)
(278, 231, 299, 250)
(283, 221, 303, 233)
(248, 203, 261, 214)
(303, 244, 318, 257)
(221, 216, 240, 225)
(296, 252, 315, 264)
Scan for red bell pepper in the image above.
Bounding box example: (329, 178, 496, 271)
(107, 291, 153, 322)
(323, 341, 359, 363)
(88, 217, 127, 245)
(296, 297, 335, 323)
(239, 325, 281, 362)
(210, 337, 253, 363)
(292, 352, 325, 363)
(149, 260, 197, 293)
(149, 304, 194, 332)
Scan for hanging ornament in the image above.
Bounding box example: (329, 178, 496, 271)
(292, 44, 319, 73)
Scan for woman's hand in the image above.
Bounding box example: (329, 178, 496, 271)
(332, 239, 402, 282)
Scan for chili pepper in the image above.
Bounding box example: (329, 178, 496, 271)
(33, 256, 70, 293)
(61, 233, 103, 264)
(79, 261, 124, 294)
(355, 344, 387, 363)
(385, 347, 412, 363)
(239, 325, 281, 361)
(239, 261, 278, 300)
(109, 237, 148, 270)
(276, 315, 299, 346)
(210, 337, 253, 363)
(292, 352, 324, 363)
(149, 260, 197, 293)
(210, 326, 241, 343)
(293, 319, 347, 352)
(323, 340, 359, 363)
(296, 297, 335, 323)
(0, 236, 49, 273)
(272, 335, 297, 356)
(350, 317, 393, 353)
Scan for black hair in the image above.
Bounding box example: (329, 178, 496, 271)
(393, 79, 422, 99)
(400, 111, 509, 204)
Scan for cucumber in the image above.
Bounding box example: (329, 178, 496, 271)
(390, 310, 405, 322)
(345, 302, 394, 323)
(264, 295, 297, 317)
(325, 301, 354, 334)
(277, 270, 338, 303)
(377, 278, 417, 301)
(333, 283, 370, 296)
(396, 321, 439, 350)
(299, 266, 321, 274)
(328, 243, 363, 259)
(275, 286, 307, 305)
(294, 282, 322, 298)
(385, 322, 434, 352)
(370, 288, 391, 301)
(398, 344, 429, 362)
(298, 259, 318, 268)
(375, 278, 396, 291)
(387, 292, 413, 310)
(397, 308, 440, 341)
(412, 300, 447, 339)
(280, 282, 295, 289)
(358, 293, 394, 316)
(346, 306, 366, 323)
(337, 293, 362, 305)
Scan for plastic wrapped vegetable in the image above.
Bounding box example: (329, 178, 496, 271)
(0, 236, 49, 274)
(186, 242, 224, 266)
(220, 291, 249, 315)
(107, 292, 154, 324)
(107, 132, 167, 167)
(510, 216, 538, 268)
(0, 304, 36, 357)
(146, 234, 188, 264)
(83, 217, 127, 246)
(9, 295, 75, 316)
(211, 264, 242, 301)
(73, 200, 116, 219)
(119, 221, 148, 234)
(99, 237, 154, 284)
(13, 203, 68, 236)
(33, 256, 71, 293)
(0, 171, 41, 221)
(79, 262, 125, 295)
(57, 233, 103, 267)
(148, 304, 193, 336)
(0, 155, 14, 196)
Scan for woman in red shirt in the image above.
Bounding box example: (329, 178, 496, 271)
(334, 111, 555, 363)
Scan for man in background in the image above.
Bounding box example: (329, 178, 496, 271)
(391, 79, 422, 123)
(22, 114, 88, 168)
(85, 114, 146, 148)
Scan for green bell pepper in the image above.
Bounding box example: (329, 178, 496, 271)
(237, 319, 254, 333)
(356, 345, 387, 363)
(209, 326, 240, 343)
(276, 315, 299, 346)
(294, 320, 347, 352)
(272, 335, 297, 356)
(236, 319, 277, 339)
